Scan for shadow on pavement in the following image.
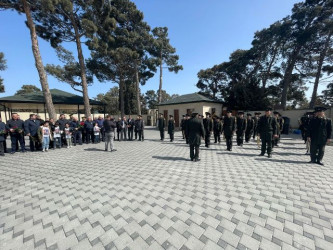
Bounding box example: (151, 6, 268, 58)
(255, 158, 307, 165)
(152, 156, 189, 161)
(217, 152, 258, 157)
(84, 148, 106, 152)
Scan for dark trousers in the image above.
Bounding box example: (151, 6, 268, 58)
(0, 141, 4, 155)
(86, 130, 93, 143)
(190, 144, 199, 160)
(117, 130, 122, 141)
(205, 133, 211, 147)
(82, 130, 87, 143)
(101, 127, 105, 142)
(53, 137, 62, 148)
(29, 135, 40, 151)
(2, 140, 6, 153)
(134, 130, 138, 140)
(160, 130, 164, 140)
(128, 128, 133, 140)
(225, 135, 233, 150)
(61, 133, 67, 146)
(310, 141, 325, 162)
(169, 132, 174, 141)
(261, 132, 273, 155)
(73, 131, 82, 145)
(95, 135, 100, 143)
(10, 134, 25, 152)
(182, 130, 185, 139)
(214, 132, 221, 143)
(253, 128, 257, 139)
(236, 133, 244, 146)
(138, 130, 143, 141)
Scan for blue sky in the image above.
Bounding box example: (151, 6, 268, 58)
(0, 0, 317, 100)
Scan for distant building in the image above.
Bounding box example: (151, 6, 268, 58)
(157, 93, 224, 127)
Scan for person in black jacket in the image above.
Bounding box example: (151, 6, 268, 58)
(245, 113, 254, 143)
(127, 115, 135, 141)
(0, 118, 6, 156)
(24, 114, 41, 151)
(6, 113, 26, 154)
(257, 108, 277, 158)
(213, 117, 222, 143)
(184, 114, 190, 144)
(103, 115, 117, 152)
(236, 112, 247, 146)
(84, 117, 94, 143)
(136, 115, 145, 141)
(158, 114, 166, 141)
(307, 107, 332, 165)
(186, 113, 205, 162)
(116, 117, 122, 141)
(222, 110, 236, 151)
(180, 115, 186, 139)
(203, 112, 213, 148)
(57, 114, 68, 146)
(168, 115, 175, 142)
(70, 117, 82, 146)
(253, 112, 261, 140)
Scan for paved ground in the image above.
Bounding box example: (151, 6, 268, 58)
(0, 127, 333, 250)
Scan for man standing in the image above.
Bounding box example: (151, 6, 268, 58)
(158, 114, 166, 141)
(57, 114, 68, 146)
(236, 112, 247, 146)
(84, 117, 94, 143)
(186, 113, 205, 162)
(180, 115, 186, 139)
(103, 115, 117, 152)
(307, 107, 332, 165)
(245, 113, 254, 143)
(134, 116, 140, 140)
(168, 115, 175, 142)
(203, 112, 213, 148)
(6, 113, 26, 154)
(121, 116, 128, 141)
(0, 117, 6, 156)
(137, 115, 144, 141)
(253, 112, 261, 140)
(95, 115, 104, 142)
(127, 115, 135, 141)
(213, 117, 222, 144)
(184, 114, 190, 144)
(116, 117, 122, 141)
(222, 110, 235, 151)
(257, 108, 277, 158)
(24, 114, 41, 151)
(70, 117, 82, 146)
(272, 111, 283, 148)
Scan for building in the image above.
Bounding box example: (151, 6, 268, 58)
(157, 93, 224, 127)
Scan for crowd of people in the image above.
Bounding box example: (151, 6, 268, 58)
(0, 113, 145, 155)
(157, 107, 331, 164)
(0, 107, 331, 165)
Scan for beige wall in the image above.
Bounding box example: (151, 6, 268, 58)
(158, 102, 223, 127)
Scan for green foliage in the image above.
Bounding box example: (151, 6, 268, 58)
(95, 87, 119, 114)
(0, 52, 6, 93)
(144, 89, 175, 109)
(15, 84, 41, 95)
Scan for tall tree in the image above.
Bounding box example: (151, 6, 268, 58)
(151, 27, 183, 103)
(32, 0, 96, 118)
(0, 52, 6, 92)
(0, 0, 57, 119)
(95, 87, 119, 114)
(15, 84, 41, 95)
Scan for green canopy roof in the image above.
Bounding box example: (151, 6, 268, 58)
(158, 93, 223, 106)
(0, 89, 102, 105)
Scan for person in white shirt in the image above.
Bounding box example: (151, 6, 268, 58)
(42, 121, 51, 152)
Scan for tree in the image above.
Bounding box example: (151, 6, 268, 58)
(32, 0, 96, 118)
(144, 89, 175, 109)
(151, 27, 183, 103)
(15, 84, 41, 95)
(0, 52, 6, 92)
(95, 87, 119, 114)
(0, 0, 57, 119)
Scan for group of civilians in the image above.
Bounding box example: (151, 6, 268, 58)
(0, 113, 145, 155)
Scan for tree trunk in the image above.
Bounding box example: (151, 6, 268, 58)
(135, 66, 141, 115)
(70, 12, 91, 118)
(262, 43, 279, 90)
(309, 33, 332, 108)
(280, 46, 301, 110)
(119, 76, 125, 118)
(158, 54, 163, 104)
(21, 0, 56, 120)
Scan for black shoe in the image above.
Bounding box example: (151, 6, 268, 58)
(258, 153, 265, 156)
(191, 158, 194, 161)
(105, 149, 108, 151)
(316, 161, 324, 166)
(195, 158, 201, 162)
(268, 154, 272, 158)
(111, 149, 117, 152)
(0, 154, 5, 156)
(10, 151, 15, 154)
(308, 160, 316, 164)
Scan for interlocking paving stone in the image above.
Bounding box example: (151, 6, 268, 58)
(0, 129, 333, 249)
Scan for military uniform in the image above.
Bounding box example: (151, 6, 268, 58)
(203, 113, 213, 147)
(272, 112, 283, 148)
(236, 112, 247, 146)
(186, 113, 205, 161)
(308, 107, 332, 165)
(168, 116, 175, 142)
(245, 114, 254, 143)
(158, 115, 166, 141)
(213, 118, 222, 143)
(222, 111, 236, 151)
(184, 115, 190, 144)
(257, 109, 277, 157)
(252, 113, 260, 139)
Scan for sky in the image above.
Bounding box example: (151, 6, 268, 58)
(1, 0, 320, 100)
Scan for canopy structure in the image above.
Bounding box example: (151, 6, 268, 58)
(0, 89, 104, 121)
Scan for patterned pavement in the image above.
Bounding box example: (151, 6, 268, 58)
(0, 127, 333, 250)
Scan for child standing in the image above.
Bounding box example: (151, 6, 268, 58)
(53, 122, 62, 149)
(93, 123, 100, 143)
(42, 121, 51, 152)
(64, 123, 72, 148)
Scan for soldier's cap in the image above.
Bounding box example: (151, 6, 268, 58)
(314, 107, 327, 112)
(247, 113, 252, 116)
(159, 113, 163, 116)
(273, 111, 279, 115)
(265, 107, 273, 111)
(306, 111, 314, 115)
(226, 110, 232, 113)
(254, 112, 261, 115)
(169, 115, 173, 118)
(215, 116, 220, 119)
(182, 115, 185, 117)
(205, 112, 211, 115)
(238, 111, 244, 115)
(185, 114, 190, 117)
(191, 112, 198, 117)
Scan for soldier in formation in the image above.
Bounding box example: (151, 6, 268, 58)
(203, 112, 213, 148)
(186, 113, 205, 162)
(236, 111, 247, 146)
